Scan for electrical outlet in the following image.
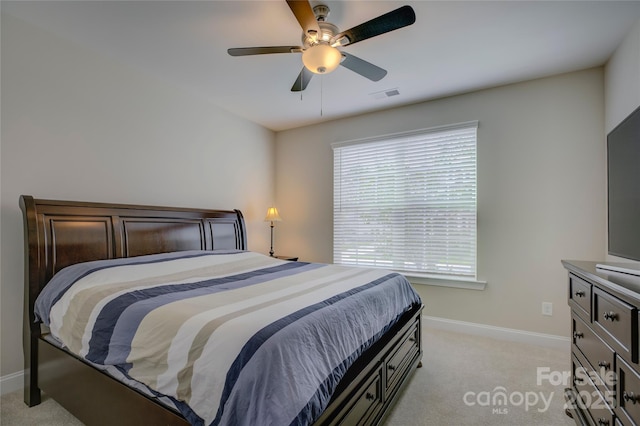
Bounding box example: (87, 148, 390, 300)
(542, 302, 553, 316)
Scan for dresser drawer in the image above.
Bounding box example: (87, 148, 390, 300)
(572, 351, 616, 426)
(617, 356, 640, 426)
(385, 320, 419, 395)
(593, 288, 638, 363)
(572, 352, 593, 400)
(571, 274, 592, 320)
(589, 387, 616, 426)
(573, 314, 617, 392)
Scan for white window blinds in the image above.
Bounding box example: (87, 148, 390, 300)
(333, 121, 478, 278)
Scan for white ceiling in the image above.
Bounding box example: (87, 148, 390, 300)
(4, 1, 640, 131)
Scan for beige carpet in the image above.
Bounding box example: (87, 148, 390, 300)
(0, 326, 574, 425)
(385, 327, 573, 426)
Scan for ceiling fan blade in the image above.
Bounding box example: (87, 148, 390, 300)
(340, 52, 387, 82)
(286, 0, 321, 38)
(228, 46, 302, 56)
(291, 67, 314, 92)
(331, 5, 416, 47)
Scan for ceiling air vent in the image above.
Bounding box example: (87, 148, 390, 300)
(370, 88, 400, 100)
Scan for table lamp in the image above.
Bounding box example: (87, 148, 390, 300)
(264, 207, 282, 257)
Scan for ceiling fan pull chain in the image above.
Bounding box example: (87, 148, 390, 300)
(320, 75, 323, 116)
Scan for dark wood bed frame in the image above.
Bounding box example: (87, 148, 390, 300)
(20, 195, 423, 426)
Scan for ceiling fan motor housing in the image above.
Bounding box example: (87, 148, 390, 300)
(302, 21, 339, 47)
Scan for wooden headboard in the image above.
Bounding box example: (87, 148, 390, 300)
(20, 195, 247, 328)
(20, 195, 247, 406)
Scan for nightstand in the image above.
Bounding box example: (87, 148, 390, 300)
(275, 255, 298, 261)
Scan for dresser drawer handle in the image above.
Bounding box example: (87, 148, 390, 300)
(603, 311, 618, 321)
(387, 364, 396, 372)
(597, 418, 610, 426)
(365, 392, 375, 401)
(574, 376, 585, 384)
(597, 361, 610, 369)
(573, 331, 584, 339)
(575, 290, 586, 298)
(623, 391, 639, 404)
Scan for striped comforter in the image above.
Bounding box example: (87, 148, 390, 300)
(35, 250, 422, 426)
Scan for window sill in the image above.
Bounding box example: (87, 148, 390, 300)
(402, 273, 487, 290)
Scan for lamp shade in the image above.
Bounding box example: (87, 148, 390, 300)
(264, 207, 282, 222)
(302, 44, 342, 74)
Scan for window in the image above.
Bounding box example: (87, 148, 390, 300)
(332, 121, 478, 279)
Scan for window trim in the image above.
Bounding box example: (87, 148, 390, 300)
(406, 273, 487, 290)
(331, 121, 479, 150)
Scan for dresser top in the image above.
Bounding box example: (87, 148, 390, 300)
(563, 260, 640, 305)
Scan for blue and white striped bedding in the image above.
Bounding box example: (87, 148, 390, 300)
(35, 250, 422, 426)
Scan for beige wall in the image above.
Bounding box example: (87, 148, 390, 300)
(0, 14, 275, 377)
(275, 68, 606, 337)
(605, 18, 640, 133)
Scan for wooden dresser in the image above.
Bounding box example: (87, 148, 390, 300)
(563, 260, 640, 426)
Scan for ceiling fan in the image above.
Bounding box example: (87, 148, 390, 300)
(228, 1, 416, 92)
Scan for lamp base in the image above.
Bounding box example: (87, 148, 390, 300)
(269, 223, 275, 257)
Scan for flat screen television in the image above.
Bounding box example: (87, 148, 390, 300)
(606, 104, 640, 267)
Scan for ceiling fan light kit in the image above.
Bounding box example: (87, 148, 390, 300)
(228, 1, 416, 92)
(302, 44, 342, 74)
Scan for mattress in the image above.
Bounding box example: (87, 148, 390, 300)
(35, 250, 422, 426)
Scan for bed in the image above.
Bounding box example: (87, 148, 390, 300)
(20, 195, 423, 426)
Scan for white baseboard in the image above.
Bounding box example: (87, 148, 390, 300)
(423, 315, 570, 350)
(0, 370, 24, 395)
